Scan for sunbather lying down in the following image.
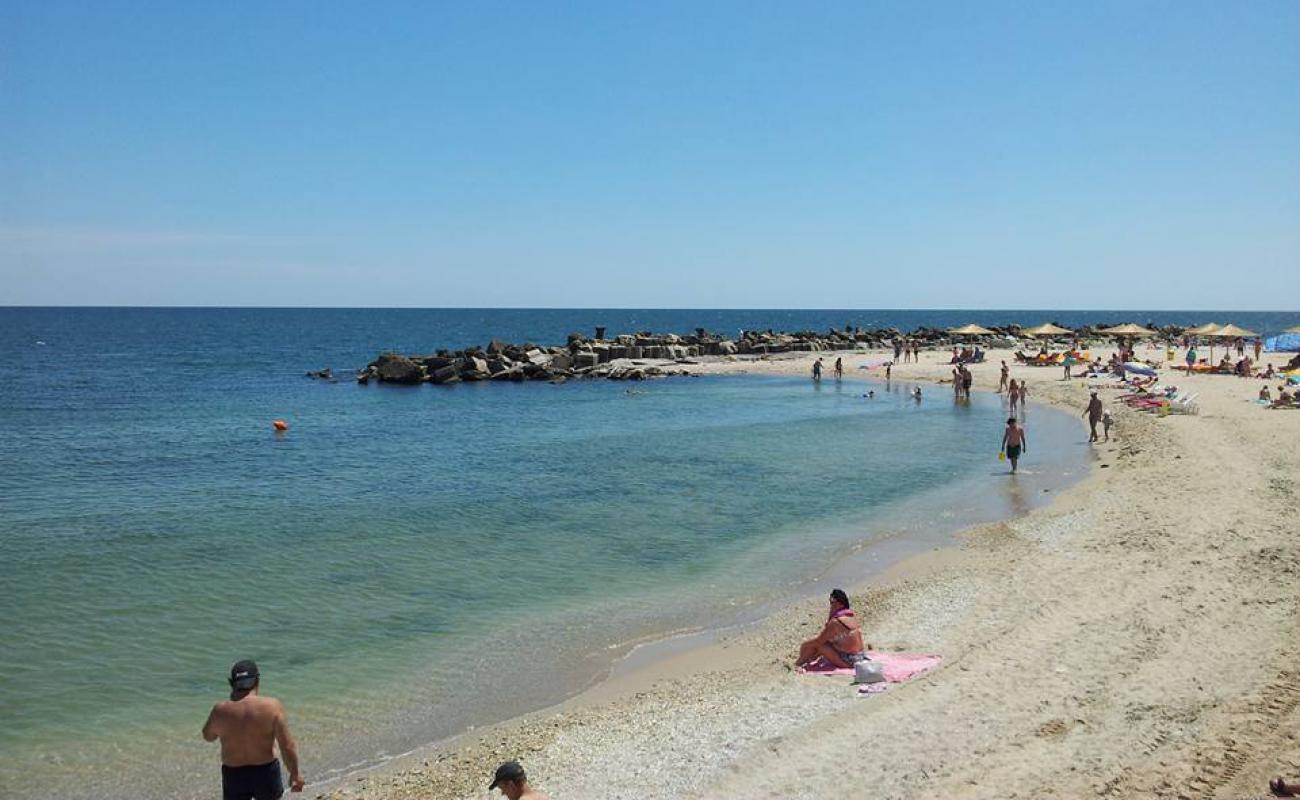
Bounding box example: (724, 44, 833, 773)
(795, 589, 869, 669)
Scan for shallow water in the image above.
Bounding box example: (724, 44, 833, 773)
(0, 307, 1119, 798)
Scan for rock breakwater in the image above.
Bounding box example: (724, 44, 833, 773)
(353, 322, 1190, 385)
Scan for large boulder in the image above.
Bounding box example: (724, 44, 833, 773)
(430, 364, 461, 384)
(374, 353, 425, 384)
(461, 356, 490, 380)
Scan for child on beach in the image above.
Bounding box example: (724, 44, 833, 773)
(1001, 417, 1027, 474)
(1102, 410, 1113, 441)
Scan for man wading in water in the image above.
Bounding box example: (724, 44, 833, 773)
(1001, 417, 1027, 474)
(203, 660, 304, 799)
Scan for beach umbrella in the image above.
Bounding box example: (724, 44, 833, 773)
(1212, 323, 1260, 338)
(1204, 323, 1260, 368)
(1022, 323, 1074, 337)
(1097, 323, 1157, 337)
(948, 324, 996, 336)
(1184, 323, 1222, 366)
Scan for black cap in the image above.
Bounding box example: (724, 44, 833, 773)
(229, 659, 259, 690)
(489, 761, 525, 790)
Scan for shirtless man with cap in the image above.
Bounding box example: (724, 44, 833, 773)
(202, 660, 304, 799)
(489, 761, 551, 800)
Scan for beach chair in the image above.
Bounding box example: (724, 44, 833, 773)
(1167, 393, 1199, 415)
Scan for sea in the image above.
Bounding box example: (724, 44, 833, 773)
(0, 308, 1291, 799)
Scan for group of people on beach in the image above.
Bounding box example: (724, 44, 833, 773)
(203, 660, 549, 800)
(893, 337, 921, 363)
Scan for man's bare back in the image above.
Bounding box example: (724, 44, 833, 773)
(203, 693, 286, 767)
(203, 660, 304, 798)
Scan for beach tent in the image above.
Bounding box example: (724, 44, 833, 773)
(1264, 333, 1300, 353)
(1098, 323, 1157, 337)
(1022, 323, 1073, 337)
(948, 324, 996, 336)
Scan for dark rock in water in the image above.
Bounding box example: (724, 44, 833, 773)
(486, 339, 508, 356)
(305, 368, 333, 380)
(461, 356, 490, 380)
(374, 353, 425, 384)
(429, 364, 460, 384)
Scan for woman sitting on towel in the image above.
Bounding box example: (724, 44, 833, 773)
(795, 589, 868, 669)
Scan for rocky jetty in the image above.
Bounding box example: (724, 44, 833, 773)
(355, 321, 1190, 386)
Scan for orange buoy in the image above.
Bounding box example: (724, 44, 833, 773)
(272, 419, 289, 431)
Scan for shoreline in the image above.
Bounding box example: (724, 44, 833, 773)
(306, 363, 1090, 797)
(311, 348, 1113, 800)
(315, 342, 1300, 799)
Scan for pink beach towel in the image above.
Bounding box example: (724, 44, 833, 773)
(797, 651, 942, 694)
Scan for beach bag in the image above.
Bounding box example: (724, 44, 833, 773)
(854, 659, 885, 684)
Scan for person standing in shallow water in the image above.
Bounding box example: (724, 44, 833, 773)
(998, 361, 1009, 393)
(1084, 391, 1104, 443)
(812, 358, 822, 382)
(203, 660, 304, 799)
(1001, 417, 1027, 474)
(834, 357, 843, 379)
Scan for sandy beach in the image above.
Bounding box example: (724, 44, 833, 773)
(315, 343, 1300, 800)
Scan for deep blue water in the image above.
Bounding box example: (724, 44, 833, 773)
(0, 307, 1284, 799)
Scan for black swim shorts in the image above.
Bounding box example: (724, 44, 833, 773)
(222, 759, 284, 800)
(1006, 445, 1022, 460)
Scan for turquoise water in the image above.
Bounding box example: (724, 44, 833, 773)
(0, 307, 1128, 798)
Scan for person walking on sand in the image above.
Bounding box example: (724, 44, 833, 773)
(489, 761, 551, 800)
(998, 361, 1009, 393)
(834, 357, 843, 379)
(812, 358, 822, 382)
(1083, 391, 1104, 443)
(1001, 417, 1027, 474)
(203, 660, 304, 799)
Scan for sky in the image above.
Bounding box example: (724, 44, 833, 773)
(2, 1, 1298, 309)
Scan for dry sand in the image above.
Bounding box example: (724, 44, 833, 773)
(316, 344, 1300, 800)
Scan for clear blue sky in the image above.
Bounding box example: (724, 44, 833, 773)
(2, 1, 1297, 308)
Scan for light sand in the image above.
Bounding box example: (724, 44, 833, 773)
(316, 344, 1300, 800)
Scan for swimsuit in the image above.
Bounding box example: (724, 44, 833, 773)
(828, 616, 866, 665)
(1007, 444, 1022, 459)
(222, 759, 284, 800)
